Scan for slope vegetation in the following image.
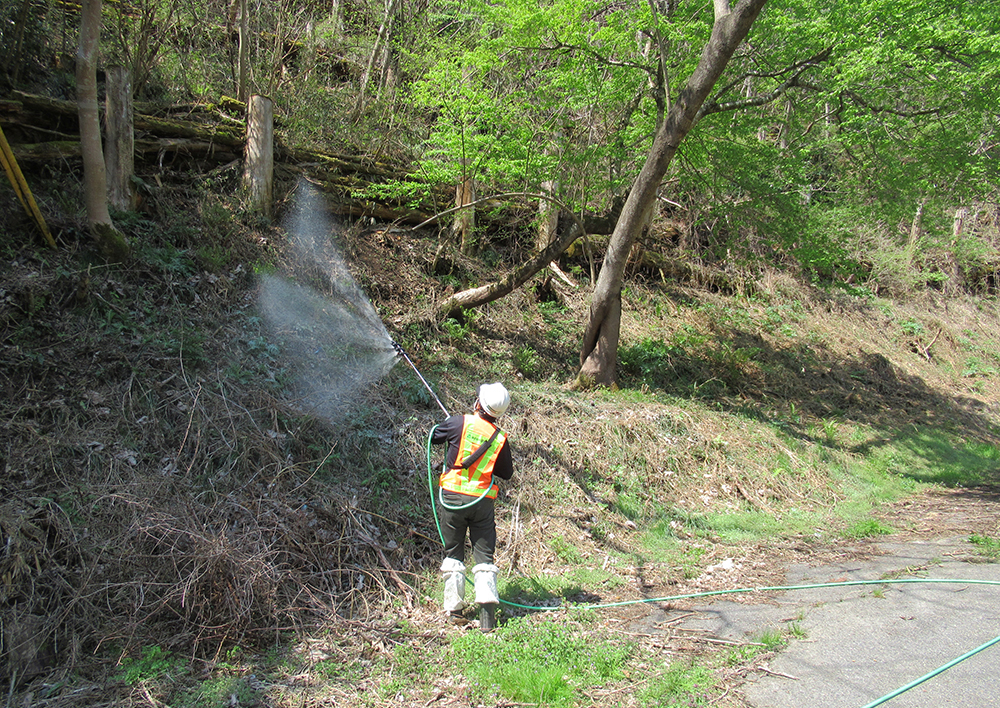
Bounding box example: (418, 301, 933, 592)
(1, 175, 999, 706)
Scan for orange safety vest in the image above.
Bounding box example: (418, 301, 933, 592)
(439, 415, 507, 499)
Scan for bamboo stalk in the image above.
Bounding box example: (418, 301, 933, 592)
(0, 123, 56, 248)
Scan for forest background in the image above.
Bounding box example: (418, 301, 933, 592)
(1, 0, 1000, 706)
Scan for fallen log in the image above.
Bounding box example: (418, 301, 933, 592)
(0, 91, 631, 241)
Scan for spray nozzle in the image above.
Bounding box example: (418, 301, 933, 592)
(390, 339, 405, 357)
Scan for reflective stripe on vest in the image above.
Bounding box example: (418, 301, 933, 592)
(439, 415, 507, 499)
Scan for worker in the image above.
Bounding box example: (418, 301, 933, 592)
(431, 382, 512, 630)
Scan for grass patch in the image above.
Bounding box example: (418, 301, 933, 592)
(115, 646, 187, 685)
(450, 613, 632, 707)
(637, 661, 717, 707)
(969, 534, 1000, 561)
(378, 641, 442, 701)
(878, 428, 1000, 486)
(843, 518, 894, 539)
(642, 525, 708, 578)
(723, 628, 787, 666)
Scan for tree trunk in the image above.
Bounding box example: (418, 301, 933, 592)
(105, 65, 136, 211)
(538, 178, 559, 252)
(904, 197, 926, 270)
(453, 166, 477, 255)
(3, 0, 32, 84)
(946, 206, 968, 293)
(354, 0, 402, 116)
(77, 0, 130, 261)
(243, 94, 274, 217)
(578, 0, 767, 387)
(237, 0, 250, 101)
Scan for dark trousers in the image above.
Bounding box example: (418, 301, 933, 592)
(439, 492, 496, 566)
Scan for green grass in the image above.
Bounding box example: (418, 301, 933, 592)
(115, 646, 187, 685)
(449, 613, 632, 707)
(878, 428, 1000, 486)
(637, 661, 717, 707)
(723, 628, 787, 666)
(969, 534, 1000, 561)
(642, 528, 708, 579)
(843, 518, 894, 539)
(500, 574, 584, 605)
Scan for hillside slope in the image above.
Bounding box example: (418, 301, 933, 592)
(2, 175, 999, 705)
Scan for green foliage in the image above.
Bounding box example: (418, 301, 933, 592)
(500, 573, 584, 604)
(619, 338, 681, 389)
(450, 614, 632, 707)
(867, 428, 1000, 487)
(135, 242, 196, 278)
(962, 357, 998, 378)
(513, 346, 541, 379)
(548, 535, 584, 564)
(441, 313, 478, 344)
(356, 180, 434, 210)
(177, 677, 256, 708)
(116, 646, 186, 685)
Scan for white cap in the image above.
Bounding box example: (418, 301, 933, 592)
(477, 382, 510, 418)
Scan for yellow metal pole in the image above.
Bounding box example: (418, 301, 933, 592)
(0, 123, 57, 249)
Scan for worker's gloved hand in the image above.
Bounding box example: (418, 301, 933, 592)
(441, 558, 467, 612)
(472, 563, 500, 605)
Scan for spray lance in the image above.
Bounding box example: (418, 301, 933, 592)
(391, 339, 449, 417)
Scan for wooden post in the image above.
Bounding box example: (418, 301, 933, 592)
(105, 65, 135, 211)
(243, 95, 273, 217)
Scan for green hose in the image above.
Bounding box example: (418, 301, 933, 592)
(424, 426, 1000, 706)
(861, 631, 1000, 708)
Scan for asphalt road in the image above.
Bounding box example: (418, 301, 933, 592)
(674, 536, 1000, 708)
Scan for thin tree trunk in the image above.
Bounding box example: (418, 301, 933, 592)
(354, 0, 401, 117)
(454, 165, 477, 255)
(538, 126, 563, 252)
(537, 178, 559, 251)
(237, 0, 250, 101)
(3, 0, 32, 83)
(904, 197, 926, 270)
(77, 0, 130, 260)
(946, 206, 968, 293)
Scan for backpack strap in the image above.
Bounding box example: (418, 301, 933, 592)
(451, 427, 501, 471)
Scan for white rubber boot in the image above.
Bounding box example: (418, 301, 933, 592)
(441, 558, 467, 613)
(472, 563, 500, 605)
